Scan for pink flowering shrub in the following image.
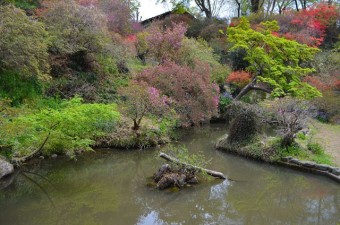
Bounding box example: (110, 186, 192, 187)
(137, 60, 219, 127)
(118, 81, 170, 130)
(145, 22, 187, 63)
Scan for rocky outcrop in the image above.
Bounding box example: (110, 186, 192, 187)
(0, 158, 14, 179)
(281, 157, 340, 183)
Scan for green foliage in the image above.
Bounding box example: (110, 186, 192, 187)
(227, 107, 258, 146)
(179, 37, 231, 86)
(218, 95, 232, 113)
(0, 4, 49, 80)
(296, 132, 306, 140)
(0, 98, 120, 158)
(13, 0, 39, 9)
(180, 38, 220, 68)
(277, 141, 333, 165)
(307, 142, 323, 155)
(1, 0, 40, 9)
(227, 17, 321, 99)
(135, 32, 149, 63)
(43, 1, 109, 56)
(0, 71, 42, 105)
(163, 145, 209, 172)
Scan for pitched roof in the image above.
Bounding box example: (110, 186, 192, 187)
(141, 11, 194, 26)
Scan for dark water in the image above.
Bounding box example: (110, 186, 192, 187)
(0, 124, 339, 225)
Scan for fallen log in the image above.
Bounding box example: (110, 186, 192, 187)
(159, 152, 226, 179)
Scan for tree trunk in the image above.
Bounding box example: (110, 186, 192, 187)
(133, 119, 140, 130)
(203, 9, 212, 19)
(251, 0, 260, 13)
(159, 152, 226, 179)
(236, 1, 241, 17)
(281, 133, 295, 147)
(294, 0, 299, 11)
(234, 77, 272, 101)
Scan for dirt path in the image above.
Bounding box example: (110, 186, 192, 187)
(312, 120, 340, 166)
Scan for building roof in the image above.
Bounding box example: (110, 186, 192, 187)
(141, 11, 194, 26)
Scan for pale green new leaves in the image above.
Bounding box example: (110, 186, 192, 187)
(227, 17, 321, 99)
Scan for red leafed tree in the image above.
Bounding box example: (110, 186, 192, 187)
(278, 3, 339, 47)
(226, 71, 251, 88)
(137, 60, 219, 127)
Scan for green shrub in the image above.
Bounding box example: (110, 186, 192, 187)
(0, 4, 50, 80)
(296, 132, 307, 140)
(163, 145, 208, 172)
(0, 71, 43, 105)
(311, 154, 333, 165)
(2, 0, 40, 9)
(307, 142, 324, 155)
(0, 98, 120, 158)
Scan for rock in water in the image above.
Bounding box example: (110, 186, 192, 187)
(157, 173, 186, 190)
(0, 158, 14, 179)
(153, 164, 171, 182)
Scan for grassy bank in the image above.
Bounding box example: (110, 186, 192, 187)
(0, 97, 174, 163)
(216, 133, 336, 166)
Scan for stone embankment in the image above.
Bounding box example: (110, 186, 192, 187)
(280, 156, 340, 183)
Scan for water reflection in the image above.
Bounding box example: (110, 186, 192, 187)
(0, 124, 339, 225)
(137, 210, 166, 225)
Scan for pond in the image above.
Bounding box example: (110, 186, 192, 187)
(0, 123, 339, 225)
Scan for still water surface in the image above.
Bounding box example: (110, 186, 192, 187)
(0, 124, 339, 225)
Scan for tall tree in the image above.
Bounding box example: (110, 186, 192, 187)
(159, 0, 229, 19)
(227, 18, 321, 100)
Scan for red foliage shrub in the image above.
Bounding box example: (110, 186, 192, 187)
(226, 71, 251, 88)
(304, 74, 340, 92)
(278, 3, 339, 47)
(137, 60, 219, 127)
(304, 76, 331, 92)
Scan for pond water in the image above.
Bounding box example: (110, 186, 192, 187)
(0, 124, 339, 225)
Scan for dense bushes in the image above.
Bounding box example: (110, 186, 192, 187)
(137, 60, 219, 127)
(0, 5, 49, 80)
(0, 71, 42, 105)
(40, 0, 132, 102)
(0, 98, 120, 158)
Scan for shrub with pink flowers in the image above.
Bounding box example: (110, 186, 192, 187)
(118, 81, 171, 130)
(137, 60, 219, 127)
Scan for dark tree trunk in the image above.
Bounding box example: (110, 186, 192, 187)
(300, 0, 307, 9)
(294, 0, 299, 11)
(236, 0, 241, 17)
(281, 133, 295, 147)
(251, 0, 260, 13)
(133, 119, 140, 130)
(234, 77, 272, 101)
(195, 0, 213, 19)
